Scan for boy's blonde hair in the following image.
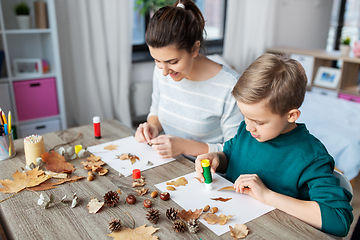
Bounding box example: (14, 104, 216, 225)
(232, 53, 307, 116)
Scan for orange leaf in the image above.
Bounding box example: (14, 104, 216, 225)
(27, 176, 85, 191)
(229, 224, 249, 239)
(118, 153, 139, 165)
(0, 167, 51, 193)
(202, 213, 234, 225)
(107, 224, 159, 240)
(104, 144, 118, 151)
(177, 209, 203, 222)
(211, 197, 232, 202)
(218, 186, 235, 191)
(166, 177, 188, 187)
(42, 151, 75, 173)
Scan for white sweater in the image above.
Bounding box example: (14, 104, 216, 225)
(148, 65, 243, 153)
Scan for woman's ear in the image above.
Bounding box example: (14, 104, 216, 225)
(192, 40, 201, 57)
(287, 109, 300, 123)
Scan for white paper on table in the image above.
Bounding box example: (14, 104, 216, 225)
(155, 172, 275, 236)
(87, 136, 175, 177)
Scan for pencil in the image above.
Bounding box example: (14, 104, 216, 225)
(1, 111, 6, 124)
(8, 111, 11, 135)
(0, 108, 3, 125)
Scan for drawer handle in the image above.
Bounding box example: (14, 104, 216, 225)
(30, 83, 41, 87)
(36, 125, 46, 130)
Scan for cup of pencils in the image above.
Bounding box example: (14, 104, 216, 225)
(0, 110, 15, 160)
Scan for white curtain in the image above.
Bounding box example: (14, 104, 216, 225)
(55, 0, 133, 128)
(223, 0, 277, 74)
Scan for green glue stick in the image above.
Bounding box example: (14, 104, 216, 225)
(201, 159, 213, 190)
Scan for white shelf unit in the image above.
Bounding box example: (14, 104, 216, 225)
(0, 0, 66, 138)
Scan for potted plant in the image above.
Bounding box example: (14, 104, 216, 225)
(340, 36, 351, 57)
(14, 2, 31, 29)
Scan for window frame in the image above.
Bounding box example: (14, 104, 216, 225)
(132, 0, 228, 62)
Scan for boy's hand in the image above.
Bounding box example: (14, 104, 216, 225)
(135, 122, 159, 144)
(234, 174, 272, 203)
(195, 153, 220, 182)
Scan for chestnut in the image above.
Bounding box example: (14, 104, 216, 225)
(143, 199, 152, 208)
(126, 194, 136, 204)
(159, 192, 170, 201)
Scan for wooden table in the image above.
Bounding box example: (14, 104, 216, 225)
(0, 120, 334, 239)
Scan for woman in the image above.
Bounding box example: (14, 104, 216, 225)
(135, 0, 243, 159)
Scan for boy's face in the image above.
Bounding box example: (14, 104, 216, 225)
(149, 44, 197, 82)
(237, 100, 296, 142)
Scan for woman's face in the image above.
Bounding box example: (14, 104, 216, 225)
(149, 44, 197, 81)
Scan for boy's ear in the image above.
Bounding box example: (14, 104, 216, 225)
(287, 109, 300, 123)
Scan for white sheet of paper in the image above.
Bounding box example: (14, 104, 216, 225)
(155, 172, 275, 236)
(87, 136, 175, 176)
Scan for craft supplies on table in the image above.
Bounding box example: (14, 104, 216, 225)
(24, 134, 45, 166)
(0, 131, 15, 160)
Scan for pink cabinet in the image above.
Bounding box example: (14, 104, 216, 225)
(13, 78, 59, 121)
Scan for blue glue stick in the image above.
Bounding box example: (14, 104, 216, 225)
(201, 159, 213, 190)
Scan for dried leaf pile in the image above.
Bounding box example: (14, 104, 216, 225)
(81, 155, 108, 175)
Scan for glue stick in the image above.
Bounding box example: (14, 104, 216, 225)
(93, 116, 101, 139)
(201, 159, 213, 190)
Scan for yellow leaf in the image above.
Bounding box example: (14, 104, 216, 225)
(107, 224, 159, 240)
(166, 177, 188, 187)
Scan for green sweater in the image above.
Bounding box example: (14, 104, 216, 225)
(223, 121, 353, 237)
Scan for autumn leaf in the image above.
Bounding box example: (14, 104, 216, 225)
(166, 177, 188, 187)
(229, 224, 249, 239)
(106, 224, 159, 240)
(135, 188, 148, 196)
(194, 177, 204, 183)
(0, 167, 51, 193)
(27, 176, 85, 191)
(87, 197, 104, 214)
(98, 168, 108, 176)
(218, 186, 235, 191)
(211, 197, 232, 202)
(177, 209, 203, 222)
(81, 154, 105, 172)
(202, 213, 234, 225)
(42, 151, 75, 173)
(117, 153, 139, 165)
(104, 144, 118, 151)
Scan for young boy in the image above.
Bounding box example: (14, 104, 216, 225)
(195, 53, 353, 237)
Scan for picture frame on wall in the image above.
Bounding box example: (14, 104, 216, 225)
(313, 66, 341, 89)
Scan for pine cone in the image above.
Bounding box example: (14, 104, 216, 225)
(166, 208, 178, 221)
(104, 191, 119, 207)
(172, 219, 186, 233)
(187, 219, 199, 234)
(108, 218, 122, 232)
(146, 208, 160, 224)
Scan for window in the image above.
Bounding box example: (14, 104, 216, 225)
(132, 0, 227, 61)
(326, 0, 360, 51)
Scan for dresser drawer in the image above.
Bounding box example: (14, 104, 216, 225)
(338, 93, 360, 103)
(13, 78, 59, 121)
(19, 119, 60, 138)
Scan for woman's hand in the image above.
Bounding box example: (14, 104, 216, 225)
(195, 152, 220, 182)
(149, 135, 184, 158)
(233, 174, 272, 203)
(135, 122, 159, 144)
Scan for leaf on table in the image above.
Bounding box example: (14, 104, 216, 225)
(211, 197, 232, 202)
(81, 154, 105, 171)
(104, 144, 118, 151)
(117, 153, 139, 165)
(0, 167, 51, 193)
(135, 188, 148, 196)
(166, 177, 188, 187)
(27, 175, 85, 191)
(87, 197, 105, 214)
(177, 209, 203, 222)
(202, 213, 234, 225)
(132, 177, 146, 187)
(229, 224, 249, 239)
(106, 224, 159, 240)
(98, 168, 108, 176)
(42, 151, 76, 173)
(217, 186, 235, 191)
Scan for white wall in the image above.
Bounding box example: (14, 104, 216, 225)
(274, 0, 333, 49)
